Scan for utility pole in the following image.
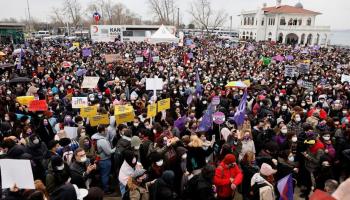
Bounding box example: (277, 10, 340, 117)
(229, 16, 232, 34)
(177, 8, 180, 29)
(26, 0, 32, 32)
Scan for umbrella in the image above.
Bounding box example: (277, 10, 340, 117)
(0, 51, 6, 56)
(273, 55, 284, 62)
(0, 63, 14, 69)
(225, 81, 248, 88)
(9, 77, 31, 84)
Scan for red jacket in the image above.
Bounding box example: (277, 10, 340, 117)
(307, 108, 327, 119)
(214, 162, 243, 198)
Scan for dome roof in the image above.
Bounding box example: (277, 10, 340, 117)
(295, 2, 303, 8)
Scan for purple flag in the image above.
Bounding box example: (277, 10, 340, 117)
(232, 89, 247, 126)
(198, 103, 215, 132)
(17, 49, 24, 69)
(277, 174, 293, 200)
(187, 95, 193, 105)
(82, 48, 91, 57)
(174, 115, 187, 132)
(195, 67, 203, 96)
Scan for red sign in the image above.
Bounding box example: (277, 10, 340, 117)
(28, 100, 48, 112)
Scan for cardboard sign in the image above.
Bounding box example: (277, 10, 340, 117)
(64, 126, 78, 139)
(16, 96, 34, 106)
(90, 114, 110, 126)
(73, 42, 80, 48)
(81, 76, 100, 88)
(135, 57, 144, 63)
(82, 48, 91, 57)
(212, 96, 220, 106)
(28, 100, 48, 112)
(80, 106, 98, 118)
(284, 65, 297, 77)
(0, 159, 35, 189)
(302, 81, 314, 91)
(298, 63, 310, 74)
(115, 112, 135, 124)
(105, 54, 118, 63)
(341, 74, 350, 83)
(114, 105, 134, 115)
(213, 112, 225, 125)
(146, 78, 163, 91)
(72, 97, 88, 109)
(147, 104, 157, 118)
(157, 98, 170, 112)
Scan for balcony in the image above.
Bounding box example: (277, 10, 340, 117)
(278, 25, 330, 32)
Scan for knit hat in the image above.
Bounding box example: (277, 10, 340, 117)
(175, 146, 187, 157)
(223, 154, 236, 164)
(131, 169, 147, 180)
(220, 128, 231, 142)
(130, 136, 142, 148)
(276, 117, 284, 125)
(260, 163, 277, 176)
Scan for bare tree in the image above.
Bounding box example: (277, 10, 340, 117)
(148, 0, 176, 25)
(189, 0, 227, 32)
(50, 7, 66, 26)
(62, 0, 82, 27)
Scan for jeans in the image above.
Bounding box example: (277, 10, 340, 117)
(99, 159, 111, 192)
(119, 183, 126, 197)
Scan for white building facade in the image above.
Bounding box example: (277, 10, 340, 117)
(239, 0, 330, 46)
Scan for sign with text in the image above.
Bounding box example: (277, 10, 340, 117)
(72, 97, 88, 109)
(212, 96, 220, 106)
(147, 104, 157, 118)
(301, 81, 314, 91)
(135, 56, 144, 63)
(284, 65, 297, 77)
(28, 100, 48, 112)
(114, 105, 134, 115)
(80, 106, 98, 118)
(73, 42, 80, 48)
(157, 98, 170, 112)
(64, 126, 78, 139)
(213, 112, 225, 125)
(82, 48, 92, 57)
(341, 74, 350, 83)
(90, 114, 110, 126)
(16, 96, 34, 106)
(115, 112, 135, 124)
(146, 78, 163, 91)
(81, 76, 100, 88)
(152, 56, 160, 62)
(298, 63, 310, 74)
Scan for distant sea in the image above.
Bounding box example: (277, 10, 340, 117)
(331, 30, 350, 46)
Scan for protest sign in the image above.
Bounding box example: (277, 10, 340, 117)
(298, 63, 310, 74)
(212, 96, 220, 106)
(135, 57, 144, 63)
(81, 76, 100, 88)
(158, 98, 170, 112)
(64, 126, 78, 139)
(115, 105, 134, 115)
(82, 48, 91, 57)
(152, 56, 160, 62)
(73, 42, 80, 48)
(0, 159, 35, 189)
(16, 96, 34, 106)
(115, 112, 135, 124)
(284, 65, 297, 77)
(105, 54, 118, 63)
(72, 97, 88, 108)
(146, 78, 163, 91)
(28, 100, 48, 112)
(90, 114, 110, 126)
(213, 112, 225, 125)
(341, 74, 350, 83)
(80, 106, 98, 118)
(302, 81, 314, 91)
(147, 104, 157, 118)
(62, 61, 72, 68)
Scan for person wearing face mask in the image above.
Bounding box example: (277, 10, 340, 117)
(147, 152, 165, 182)
(131, 117, 144, 136)
(321, 133, 336, 162)
(77, 127, 96, 159)
(287, 113, 304, 136)
(126, 169, 151, 200)
(37, 118, 55, 146)
(241, 151, 259, 200)
(187, 135, 213, 176)
(274, 125, 288, 146)
(131, 136, 142, 160)
(170, 146, 189, 196)
(118, 150, 139, 197)
(276, 149, 299, 183)
(70, 148, 97, 189)
(239, 130, 256, 161)
(46, 156, 71, 194)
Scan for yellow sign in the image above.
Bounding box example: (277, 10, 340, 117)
(114, 105, 134, 115)
(147, 104, 157, 118)
(115, 112, 135, 124)
(304, 60, 311, 64)
(80, 106, 97, 118)
(73, 42, 80, 48)
(157, 98, 170, 112)
(90, 114, 109, 126)
(243, 80, 251, 87)
(16, 96, 35, 106)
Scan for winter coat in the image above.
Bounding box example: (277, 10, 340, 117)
(91, 133, 115, 160)
(118, 160, 136, 186)
(70, 160, 91, 189)
(250, 173, 275, 200)
(213, 161, 243, 198)
(50, 183, 77, 200)
(305, 140, 324, 172)
(239, 139, 256, 161)
(186, 146, 212, 173)
(241, 164, 259, 199)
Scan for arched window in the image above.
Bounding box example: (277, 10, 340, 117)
(280, 17, 286, 25)
(244, 18, 246, 25)
(298, 19, 302, 26)
(288, 18, 293, 25)
(247, 17, 250, 25)
(307, 18, 312, 26)
(252, 17, 254, 25)
(293, 19, 298, 26)
(261, 18, 265, 26)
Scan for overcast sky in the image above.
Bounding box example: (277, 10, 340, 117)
(0, 0, 349, 30)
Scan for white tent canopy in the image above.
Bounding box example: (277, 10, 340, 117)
(149, 25, 179, 43)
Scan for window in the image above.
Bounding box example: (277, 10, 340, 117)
(288, 18, 293, 25)
(247, 17, 250, 25)
(252, 17, 254, 25)
(307, 18, 312, 26)
(280, 17, 286, 25)
(261, 18, 264, 26)
(244, 18, 246, 25)
(273, 18, 275, 25)
(298, 19, 302, 26)
(293, 19, 298, 26)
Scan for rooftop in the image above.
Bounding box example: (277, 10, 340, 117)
(262, 5, 321, 15)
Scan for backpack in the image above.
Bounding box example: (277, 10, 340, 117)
(251, 182, 269, 200)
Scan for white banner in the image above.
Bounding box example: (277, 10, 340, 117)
(81, 76, 100, 89)
(0, 159, 35, 189)
(72, 97, 88, 108)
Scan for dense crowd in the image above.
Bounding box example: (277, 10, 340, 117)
(0, 36, 350, 200)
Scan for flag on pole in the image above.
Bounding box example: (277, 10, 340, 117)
(232, 89, 247, 126)
(198, 103, 215, 132)
(17, 48, 24, 70)
(174, 115, 187, 132)
(195, 67, 203, 96)
(277, 174, 294, 200)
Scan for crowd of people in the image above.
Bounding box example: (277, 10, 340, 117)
(0, 35, 350, 200)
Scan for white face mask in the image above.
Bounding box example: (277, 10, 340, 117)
(292, 136, 298, 142)
(181, 153, 187, 159)
(281, 128, 288, 134)
(295, 116, 301, 122)
(132, 157, 137, 164)
(156, 160, 163, 166)
(323, 136, 330, 141)
(288, 155, 295, 162)
(175, 102, 180, 106)
(134, 146, 140, 150)
(80, 156, 87, 163)
(282, 105, 287, 110)
(56, 164, 64, 171)
(33, 139, 40, 144)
